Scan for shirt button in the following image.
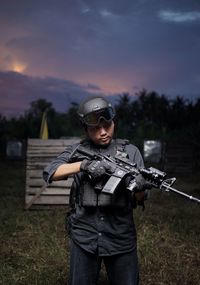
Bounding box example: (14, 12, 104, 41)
(98, 232, 102, 236)
(100, 217, 104, 221)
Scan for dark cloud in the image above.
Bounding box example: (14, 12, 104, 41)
(0, 71, 104, 117)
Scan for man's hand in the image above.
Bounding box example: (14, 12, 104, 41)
(126, 173, 152, 192)
(80, 159, 114, 179)
(134, 174, 152, 191)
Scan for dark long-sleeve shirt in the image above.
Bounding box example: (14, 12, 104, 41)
(43, 139, 144, 256)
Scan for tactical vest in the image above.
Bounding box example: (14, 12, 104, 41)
(70, 139, 134, 208)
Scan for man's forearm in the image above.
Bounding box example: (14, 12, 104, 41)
(52, 161, 82, 181)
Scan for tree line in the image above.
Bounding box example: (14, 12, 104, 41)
(1, 89, 200, 147)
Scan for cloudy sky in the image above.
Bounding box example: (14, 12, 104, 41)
(0, 0, 200, 117)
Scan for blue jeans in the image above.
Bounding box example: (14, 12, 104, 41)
(69, 240, 139, 285)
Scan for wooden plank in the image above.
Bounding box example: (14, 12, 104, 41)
(25, 195, 70, 205)
(26, 178, 73, 187)
(26, 161, 53, 168)
(27, 138, 80, 147)
(26, 169, 46, 177)
(26, 188, 71, 195)
(27, 152, 65, 157)
(27, 170, 73, 180)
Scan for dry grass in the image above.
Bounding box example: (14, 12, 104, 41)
(0, 159, 199, 284)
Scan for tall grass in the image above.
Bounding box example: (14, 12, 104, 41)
(0, 159, 199, 284)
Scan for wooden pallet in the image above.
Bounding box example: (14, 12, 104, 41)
(25, 138, 80, 210)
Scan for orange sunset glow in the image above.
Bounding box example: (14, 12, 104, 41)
(11, 61, 27, 73)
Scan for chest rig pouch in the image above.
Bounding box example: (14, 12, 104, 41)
(74, 139, 133, 208)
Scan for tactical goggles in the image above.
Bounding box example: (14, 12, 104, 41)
(82, 107, 115, 126)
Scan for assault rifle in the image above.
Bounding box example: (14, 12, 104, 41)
(70, 145, 200, 204)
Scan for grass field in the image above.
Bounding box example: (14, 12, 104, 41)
(0, 159, 199, 285)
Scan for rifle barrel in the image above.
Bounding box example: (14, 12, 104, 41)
(161, 182, 200, 204)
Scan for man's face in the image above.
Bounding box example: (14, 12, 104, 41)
(86, 120, 114, 146)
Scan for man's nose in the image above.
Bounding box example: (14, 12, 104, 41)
(99, 126, 107, 135)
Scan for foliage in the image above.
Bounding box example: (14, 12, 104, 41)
(0, 90, 200, 146)
(114, 90, 200, 146)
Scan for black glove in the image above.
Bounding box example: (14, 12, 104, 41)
(80, 159, 114, 179)
(135, 174, 151, 191)
(126, 174, 152, 192)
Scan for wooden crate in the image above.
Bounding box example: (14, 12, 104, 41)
(25, 138, 80, 210)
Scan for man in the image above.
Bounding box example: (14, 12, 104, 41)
(43, 96, 148, 285)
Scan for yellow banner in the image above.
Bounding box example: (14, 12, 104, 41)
(40, 112, 48, 139)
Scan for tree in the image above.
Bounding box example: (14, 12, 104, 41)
(24, 99, 56, 138)
(115, 93, 135, 139)
(26, 99, 55, 118)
